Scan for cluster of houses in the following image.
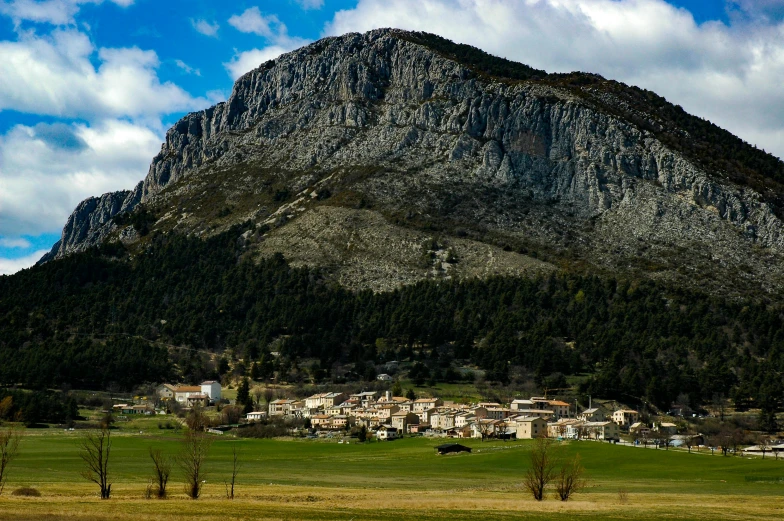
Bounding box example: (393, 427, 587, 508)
(256, 392, 659, 441)
(119, 382, 687, 444)
(155, 381, 222, 407)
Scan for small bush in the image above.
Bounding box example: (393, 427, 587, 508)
(12, 487, 41, 497)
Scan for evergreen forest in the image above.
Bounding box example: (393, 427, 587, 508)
(1, 224, 783, 417)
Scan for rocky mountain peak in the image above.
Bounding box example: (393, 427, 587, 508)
(40, 29, 784, 298)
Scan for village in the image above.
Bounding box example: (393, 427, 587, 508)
(135, 380, 708, 446)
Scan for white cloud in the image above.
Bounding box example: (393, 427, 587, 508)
(295, 0, 324, 10)
(0, 119, 162, 237)
(228, 7, 279, 38)
(174, 58, 200, 76)
(0, 237, 32, 248)
(0, 249, 49, 275)
(0, 29, 204, 121)
(191, 18, 219, 37)
(224, 45, 290, 80)
(0, 0, 133, 27)
(325, 0, 784, 159)
(228, 6, 309, 48)
(225, 7, 311, 79)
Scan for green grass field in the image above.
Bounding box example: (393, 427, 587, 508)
(2, 420, 784, 520)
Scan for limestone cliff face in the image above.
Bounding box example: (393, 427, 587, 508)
(40, 29, 784, 296)
(39, 183, 141, 263)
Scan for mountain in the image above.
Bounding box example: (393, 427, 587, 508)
(37, 28, 784, 298)
(6, 29, 784, 412)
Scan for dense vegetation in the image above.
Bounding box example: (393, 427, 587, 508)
(1, 225, 783, 416)
(0, 389, 79, 426)
(399, 30, 547, 81)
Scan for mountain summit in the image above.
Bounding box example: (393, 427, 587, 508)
(40, 28, 784, 297)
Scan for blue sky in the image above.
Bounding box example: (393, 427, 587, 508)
(1, 0, 783, 274)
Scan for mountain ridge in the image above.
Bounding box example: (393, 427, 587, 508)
(38, 28, 784, 298)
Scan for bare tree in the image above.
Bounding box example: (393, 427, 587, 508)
(711, 393, 727, 422)
(523, 438, 557, 501)
(730, 428, 745, 456)
(758, 435, 771, 460)
(149, 448, 172, 498)
(252, 387, 264, 408)
(224, 443, 241, 500)
(554, 454, 586, 501)
(0, 428, 20, 495)
(179, 432, 213, 499)
(221, 406, 242, 425)
(476, 420, 495, 441)
(79, 427, 112, 499)
(185, 407, 209, 432)
(263, 388, 275, 414)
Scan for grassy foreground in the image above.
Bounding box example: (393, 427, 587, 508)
(2, 430, 784, 520)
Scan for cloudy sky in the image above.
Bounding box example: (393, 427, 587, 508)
(0, 0, 782, 274)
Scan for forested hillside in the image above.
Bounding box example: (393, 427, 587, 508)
(2, 224, 783, 415)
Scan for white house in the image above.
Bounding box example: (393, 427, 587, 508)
(377, 374, 393, 382)
(583, 421, 620, 441)
(377, 426, 398, 440)
(514, 416, 548, 439)
(413, 398, 443, 413)
(246, 411, 266, 421)
(306, 393, 329, 409)
(174, 386, 202, 403)
(511, 399, 535, 410)
(201, 381, 221, 402)
(612, 409, 639, 428)
(157, 384, 177, 400)
(269, 399, 296, 416)
(578, 408, 605, 422)
(350, 391, 379, 407)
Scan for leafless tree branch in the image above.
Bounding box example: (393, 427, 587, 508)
(522, 438, 557, 501)
(78, 426, 112, 499)
(178, 431, 212, 499)
(149, 448, 172, 499)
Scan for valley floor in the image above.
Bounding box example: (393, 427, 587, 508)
(2, 432, 783, 520)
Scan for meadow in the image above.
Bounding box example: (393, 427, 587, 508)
(1, 417, 784, 521)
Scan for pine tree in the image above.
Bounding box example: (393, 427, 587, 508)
(236, 378, 250, 406)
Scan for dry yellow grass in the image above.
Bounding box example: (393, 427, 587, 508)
(1, 483, 783, 521)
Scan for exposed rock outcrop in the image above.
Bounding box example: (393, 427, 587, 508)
(40, 29, 784, 296)
(39, 182, 141, 263)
